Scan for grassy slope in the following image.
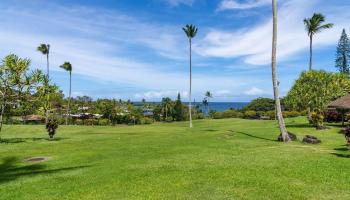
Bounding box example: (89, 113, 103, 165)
(0, 117, 350, 200)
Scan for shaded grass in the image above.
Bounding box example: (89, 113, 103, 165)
(0, 117, 350, 199)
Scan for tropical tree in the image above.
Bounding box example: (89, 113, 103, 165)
(335, 29, 350, 74)
(60, 62, 72, 125)
(183, 24, 198, 128)
(272, 0, 289, 142)
(161, 97, 172, 120)
(204, 91, 212, 115)
(304, 13, 333, 70)
(0, 54, 43, 133)
(174, 93, 184, 121)
(285, 70, 350, 128)
(37, 44, 51, 78)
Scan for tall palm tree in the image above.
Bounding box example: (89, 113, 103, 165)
(204, 91, 212, 115)
(272, 0, 289, 142)
(37, 44, 50, 78)
(60, 62, 72, 125)
(183, 24, 198, 128)
(304, 13, 333, 70)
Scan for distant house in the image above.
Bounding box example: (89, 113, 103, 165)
(143, 108, 154, 117)
(22, 115, 43, 124)
(78, 106, 90, 111)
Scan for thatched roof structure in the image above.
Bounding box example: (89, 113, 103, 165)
(328, 94, 350, 109)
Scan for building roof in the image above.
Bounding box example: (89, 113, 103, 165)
(22, 115, 43, 121)
(328, 94, 350, 109)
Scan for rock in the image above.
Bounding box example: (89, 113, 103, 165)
(303, 135, 321, 144)
(277, 132, 297, 141)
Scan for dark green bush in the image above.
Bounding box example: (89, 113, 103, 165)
(243, 110, 258, 119)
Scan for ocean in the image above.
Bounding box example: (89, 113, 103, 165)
(196, 102, 249, 112)
(134, 102, 249, 112)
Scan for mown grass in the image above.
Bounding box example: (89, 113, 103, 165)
(0, 117, 350, 200)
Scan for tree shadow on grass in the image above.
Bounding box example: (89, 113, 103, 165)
(203, 129, 219, 132)
(0, 137, 66, 144)
(334, 147, 350, 151)
(330, 153, 350, 158)
(285, 124, 313, 128)
(229, 130, 276, 142)
(0, 157, 90, 184)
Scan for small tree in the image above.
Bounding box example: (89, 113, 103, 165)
(335, 29, 350, 75)
(174, 93, 184, 121)
(46, 118, 58, 139)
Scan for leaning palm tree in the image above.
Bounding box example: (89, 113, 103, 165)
(183, 24, 198, 128)
(60, 62, 72, 125)
(37, 44, 50, 78)
(272, 0, 289, 142)
(304, 13, 333, 70)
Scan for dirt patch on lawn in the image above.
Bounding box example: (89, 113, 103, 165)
(25, 156, 51, 163)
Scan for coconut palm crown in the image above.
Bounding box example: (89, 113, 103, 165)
(183, 24, 198, 40)
(304, 13, 333, 70)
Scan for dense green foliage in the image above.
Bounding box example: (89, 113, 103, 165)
(335, 29, 350, 74)
(285, 70, 350, 113)
(1, 118, 350, 199)
(243, 97, 275, 111)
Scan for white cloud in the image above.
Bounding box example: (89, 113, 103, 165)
(244, 87, 265, 95)
(218, 0, 270, 11)
(213, 90, 233, 97)
(197, 0, 350, 65)
(134, 90, 188, 100)
(164, 0, 195, 6)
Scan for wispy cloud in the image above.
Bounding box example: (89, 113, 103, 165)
(244, 87, 265, 96)
(164, 0, 195, 7)
(218, 0, 270, 11)
(198, 0, 350, 65)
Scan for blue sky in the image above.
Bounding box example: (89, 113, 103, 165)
(0, 0, 349, 102)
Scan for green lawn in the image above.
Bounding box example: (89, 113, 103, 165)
(0, 117, 350, 200)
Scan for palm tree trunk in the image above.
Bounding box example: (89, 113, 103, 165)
(0, 91, 5, 134)
(66, 71, 72, 125)
(47, 45, 50, 79)
(189, 38, 193, 128)
(272, 0, 289, 142)
(45, 49, 50, 125)
(309, 35, 313, 71)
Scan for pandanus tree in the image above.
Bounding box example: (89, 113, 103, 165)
(60, 62, 72, 125)
(272, 0, 289, 142)
(37, 44, 50, 78)
(304, 13, 333, 70)
(183, 24, 198, 128)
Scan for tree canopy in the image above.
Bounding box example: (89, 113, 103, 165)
(285, 70, 350, 113)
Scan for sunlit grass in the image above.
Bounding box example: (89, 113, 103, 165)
(0, 117, 349, 199)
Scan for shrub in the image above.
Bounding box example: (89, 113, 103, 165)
(265, 111, 276, 120)
(46, 119, 58, 139)
(311, 112, 324, 128)
(98, 119, 111, 126)
(141, 117, 153, 124)
(244, 110, 258, 119)
(223, 110, 243, 118)
(325, 110, 343, 122)
(283, 111, 301, 118)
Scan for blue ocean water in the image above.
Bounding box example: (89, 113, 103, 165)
(197, 102, 249, 112)
(134, 102, 249, 112)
